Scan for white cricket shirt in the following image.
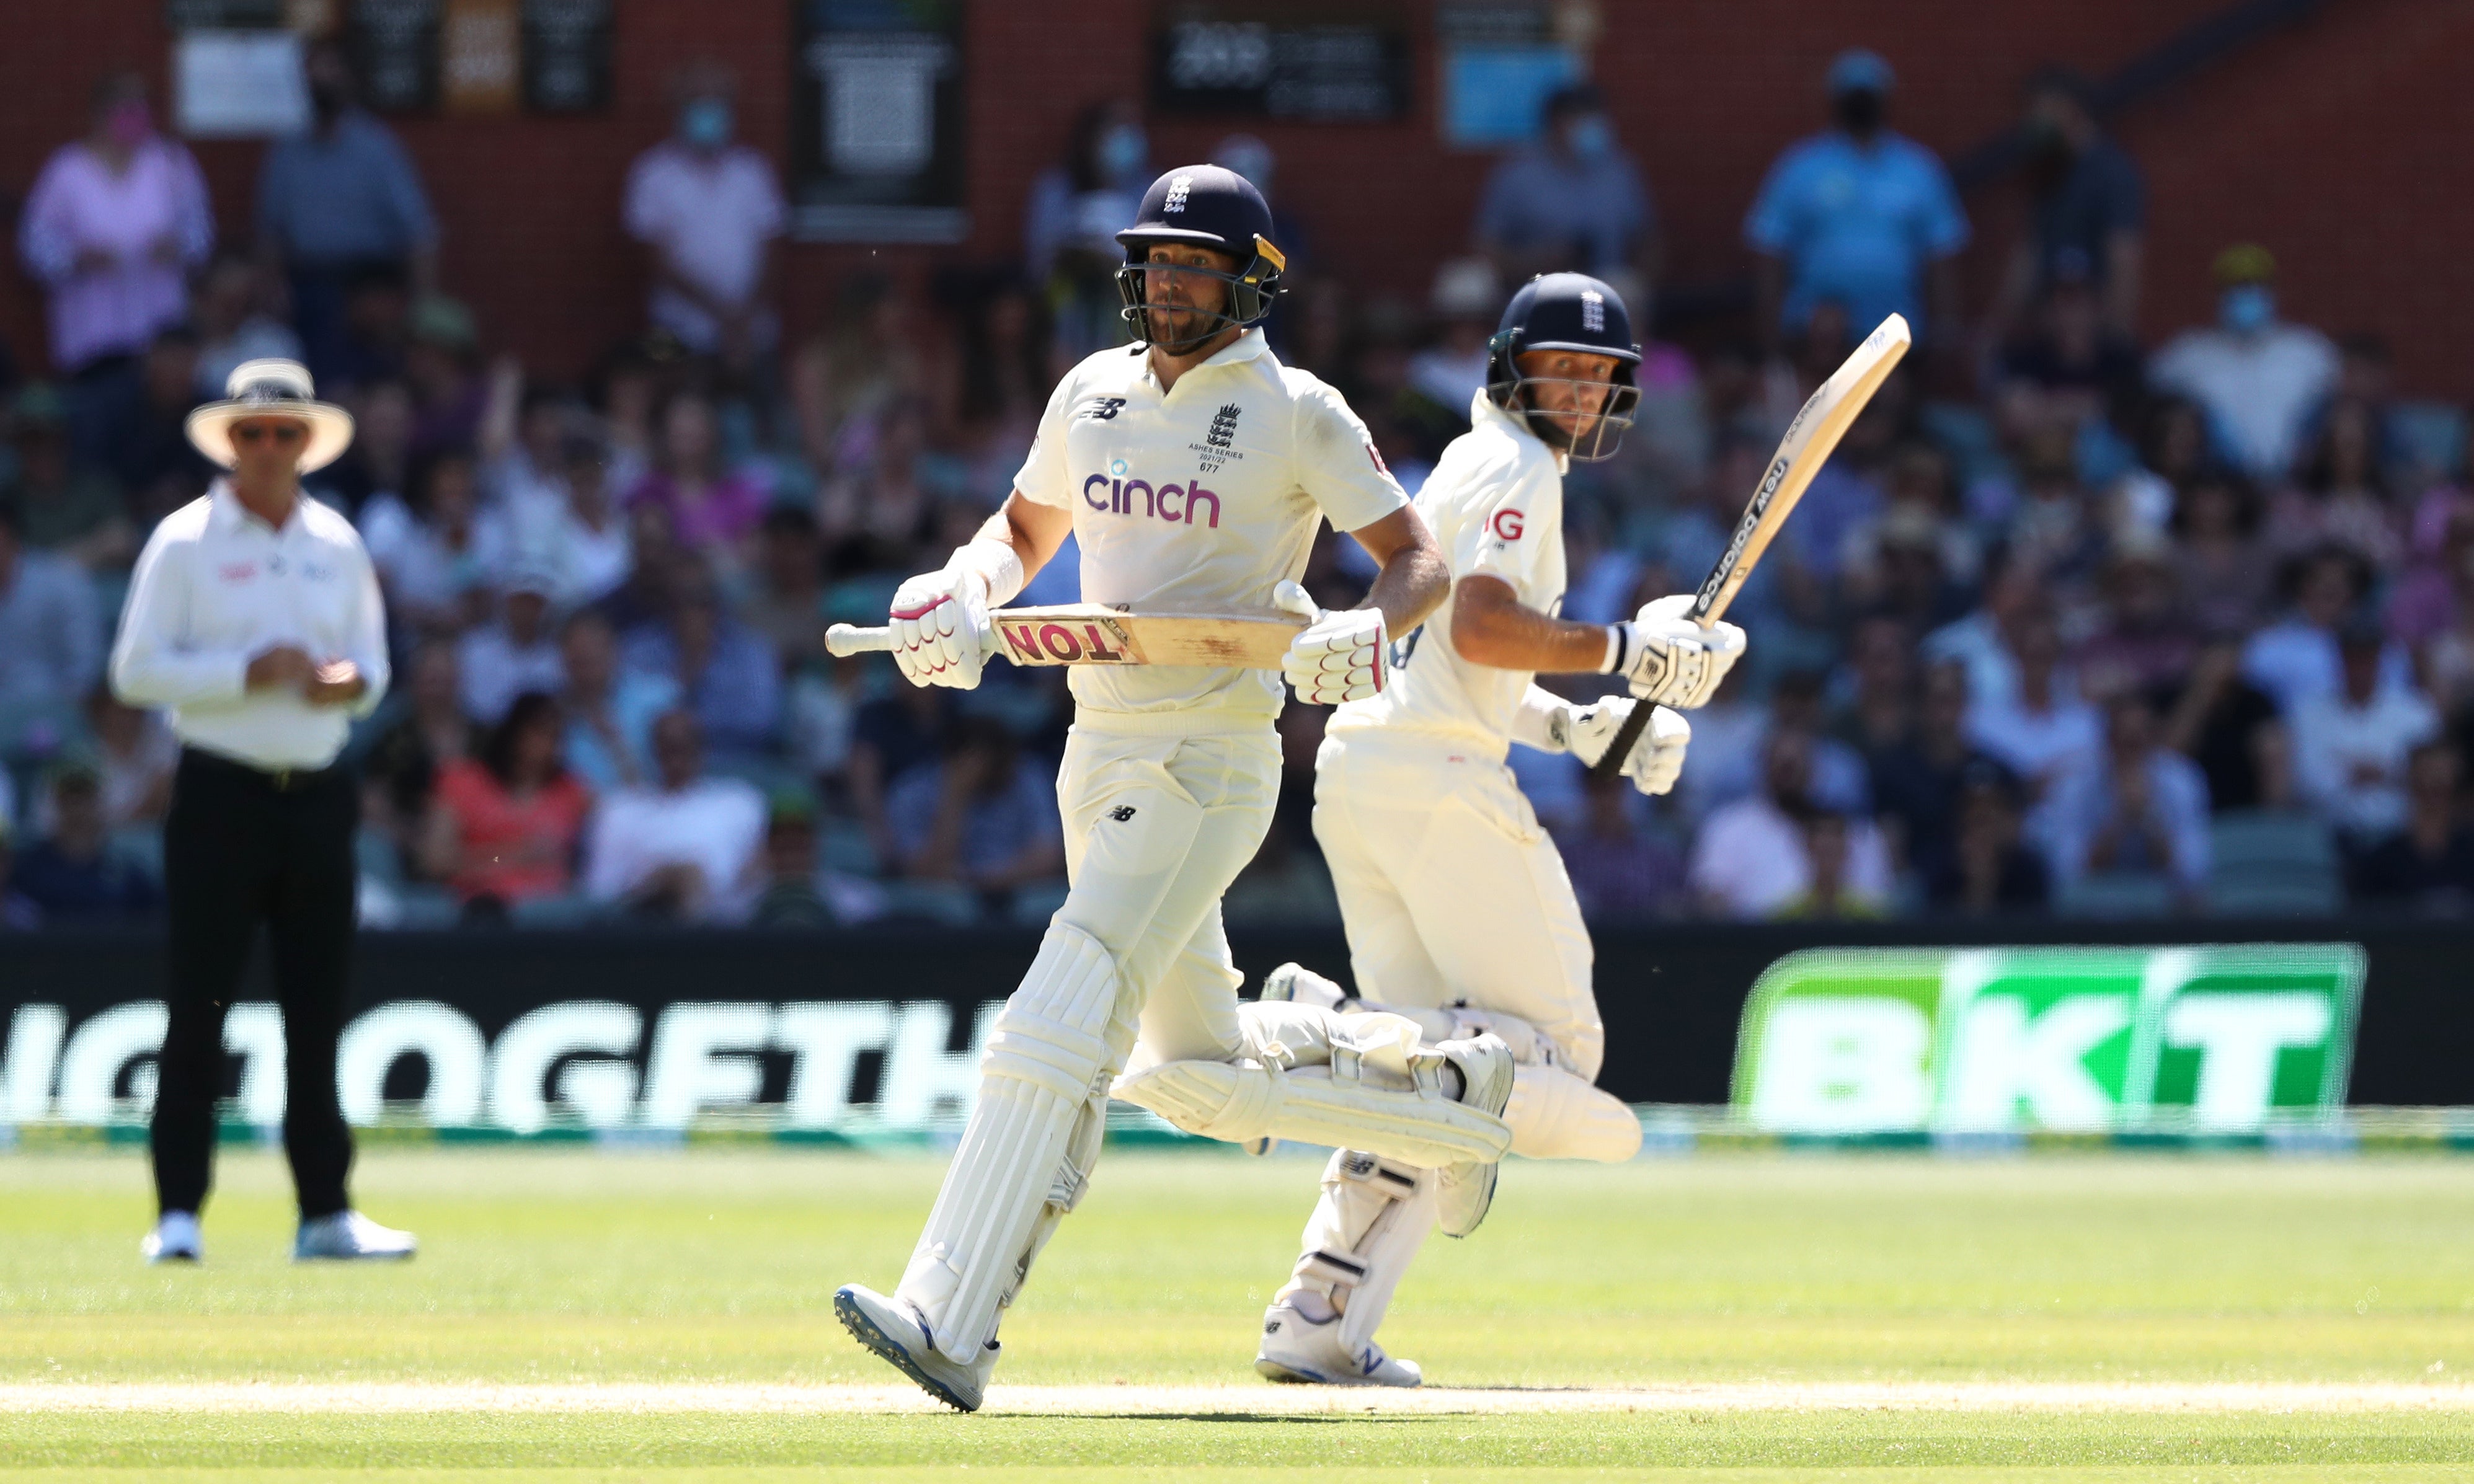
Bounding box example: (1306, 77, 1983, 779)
(1013, 329, 1409, 722)
(1331, 391, 1566, 757)
(110, 481, 391, 771)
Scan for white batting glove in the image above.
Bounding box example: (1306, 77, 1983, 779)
(1274, 580, 1387, 705)
(888, 565, 993, 689)
(1547, 696, 1691, 796)
(1608, 594, 1746, 710)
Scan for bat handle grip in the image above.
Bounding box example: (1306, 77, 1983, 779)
(1589, 697, 1657, 782)
(825, 624, 894, 656)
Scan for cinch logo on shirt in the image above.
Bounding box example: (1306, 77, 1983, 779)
(1081, 469, 1223, 528)
(218, 563, 257, 583)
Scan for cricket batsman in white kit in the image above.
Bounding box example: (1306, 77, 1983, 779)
(835, 166, 1527, 1411)
(1243, 273, 1747, 1386)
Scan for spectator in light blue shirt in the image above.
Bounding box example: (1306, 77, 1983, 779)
(1474, 82, 1660, 298)
(1745, 49, 1968, 355)
(255, 42, 440, 385)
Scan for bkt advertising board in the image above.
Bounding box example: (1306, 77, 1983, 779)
(1732, 945, 2363, 1134)
(0, 999, 1003, 1133)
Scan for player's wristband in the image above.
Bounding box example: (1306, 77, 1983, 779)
(1599, 624, 1628, 675)
(950, 537, 1026, 609)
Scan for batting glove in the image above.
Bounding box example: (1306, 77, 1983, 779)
(1546, 696, 1691, 796)
(1608, 594, 1746, 710)
(1274, 580, 1387, 705)
(888, 565, 993, 689)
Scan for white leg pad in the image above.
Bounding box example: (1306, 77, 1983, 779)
(1112, 1012, 1510, 1168)
(1505, 1062, 1642, 1162)
(1283, 1149, 1439, 1356)
(899, 922, 1121, 1363)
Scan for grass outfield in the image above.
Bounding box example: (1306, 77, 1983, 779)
(0, 1148, 2468, 1480)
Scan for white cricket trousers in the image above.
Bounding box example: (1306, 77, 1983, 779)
(1312, 725, 1601, 1078)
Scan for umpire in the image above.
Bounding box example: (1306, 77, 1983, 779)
(110, 360, 415, 1264)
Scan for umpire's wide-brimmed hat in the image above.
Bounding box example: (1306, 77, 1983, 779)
(185, 358, 356, 474)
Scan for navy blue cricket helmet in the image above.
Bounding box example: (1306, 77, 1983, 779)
(1486, 272, 1643, 461)
(1114, 164, 1287, 352)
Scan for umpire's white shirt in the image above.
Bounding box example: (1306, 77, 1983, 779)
(1012, 329, 1408, 723)
(111, 481, 389, 771)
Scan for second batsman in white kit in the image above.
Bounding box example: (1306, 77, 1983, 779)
(835, 166, 1535, 1411)
(1244, 274, 1747, 1386)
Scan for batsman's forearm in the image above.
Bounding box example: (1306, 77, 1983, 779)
(1449, 575, 1615, 673)
(1362, 541, 1449, 636)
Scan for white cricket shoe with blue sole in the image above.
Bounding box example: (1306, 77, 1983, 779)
(1254, 1301, 1422, 1387)
(141, 1211, 202, 1264)
(293, 1211, 417, 1261)
(835, 1283, 999, 1413)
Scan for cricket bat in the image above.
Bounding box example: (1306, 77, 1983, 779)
(1592, 312, 1912, 778)
(825, 603, 1307, 669)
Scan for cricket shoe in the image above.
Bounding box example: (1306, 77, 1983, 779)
(1254, 1301, 1422, 1387)
(293, 1211, 417, 1261)
(1435, 1031, 1514, 1238)
(835, 1283, 999, 1413)
(141, 1211, 202, 1264)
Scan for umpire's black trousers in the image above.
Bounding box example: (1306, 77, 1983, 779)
(153, 748, 360, 1220)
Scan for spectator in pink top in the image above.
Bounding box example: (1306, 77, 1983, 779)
(18, 73, 213, 376)
(626, 389, 767, 576)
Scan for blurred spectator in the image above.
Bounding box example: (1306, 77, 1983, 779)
(1212, 133, 1311, 275)
(1689, 730, 1891, 917)
(1922, 554, 2040, 710)
(557, 607, 676, 793)
(1776, 810, 1889, 919)
(2, 383, 133, 570)
(750, 797, 833, 927)
(1984, 66, 2144, 344)
(16, 73, 212, 389)
(2349, 741, 2474, 912)
(1963, 604, 2098, 798)
(624, 61, 784, 372)
(256, 42, 439, 382)
(1867, 658, 2001, 874)
(87, 684, 175, 828)
(419, 691, 593, 915)
(1473, 82, 1660, 293)
(495, 427, 632, 611)
(1407, 258, 1504, 420)
(456, 567, 565, 725)
(2240, 546, 2408, 717)
(848, 679, 952, 868)
(90, 325, 211, 506)
(582, 709, 765, 922)
(628, 389, 766, 579)
(2163, 640, 2284, 814)
(0, 823, 41, 930)
(2150, 245, 2336, 482)
(1996, 257, 2141, 425)
(2170, 469, 2274, 639)
(0, 501, 104, 740)
(620, 578, 780, 761)
(13, 761, 158, 923)
(358, 643, 474, 857)
(744, 506, 828, 674)
(2268, 399, 2401, 570)
(1023, 99, 1150, 359)
(1920, 759, 2051, 915)
(885, 716, 1063, 911)
(1553, 769, 1685, 919)
(2076, 536, 2197, 701)
(313, 378, 414, 516)
(2039, 692, 2210, 903)
(360, 446, 494, 636)
(191, 253, 303, 398)
(2289, 619, 2439, 845)
(1745, 48, 1967, 354)
(475, 361, 576, 519)
(404, 296, 487, 456)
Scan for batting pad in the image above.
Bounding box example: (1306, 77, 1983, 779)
(1505, 1062, 1643, 1162)
(1290, 1149, 1439, 1355)
(900, 922, 1120, 1363)
(1112, 1056, 1512, 1167)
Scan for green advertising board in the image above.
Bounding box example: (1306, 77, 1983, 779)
(1731, 945, 2364, 1134)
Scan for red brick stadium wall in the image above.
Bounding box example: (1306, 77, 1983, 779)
(0, 0, 2463, 394)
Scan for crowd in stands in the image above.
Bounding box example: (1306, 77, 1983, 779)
(1, 46, 2470, 931)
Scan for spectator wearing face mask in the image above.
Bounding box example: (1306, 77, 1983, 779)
(624, 61, 784, 374)
(1473, 82, 1660, 296)
(1022, 99, 1150, 360)
(1745, 49, 1968, 358)
(1982, 65, 2145, 347)
(2149, 245, 2338, 482)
